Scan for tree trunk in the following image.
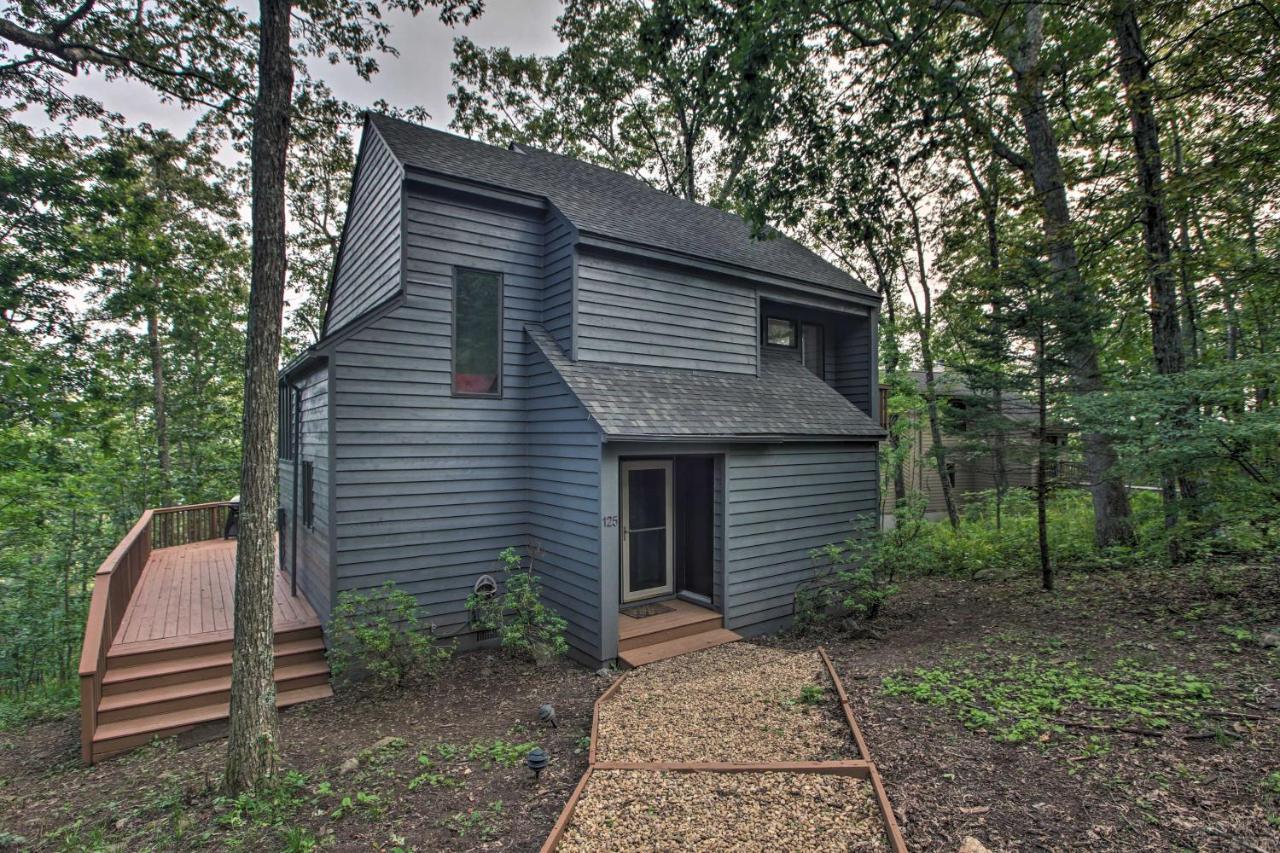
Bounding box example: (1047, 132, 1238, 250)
(1036, 325, 1052, 591)
(146, 310, 171, 492)
(1113, 0, 1186, 558)
(866, 239, 907, 505)
(1005, 8, 1134, 547)
(896, 174, 959, 528)
(1169, 118, 1201, 364)
(225, 0, 294, 795)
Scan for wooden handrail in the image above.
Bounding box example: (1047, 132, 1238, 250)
(78, 501, 235, 764)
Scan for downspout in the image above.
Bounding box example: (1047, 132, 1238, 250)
(291, 382, 301, 597)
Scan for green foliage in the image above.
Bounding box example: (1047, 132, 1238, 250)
(0, 678, 77, 732)
(327, 582, 453, 691)
(467, 547, 569, 662)
(215, 770, 312, 830)
(798, 684, 825, 707)
(883, 652, 1216, 743)
(465, 737, 538, 768)
(442, 801, 504, 840)
(796, 508, 918, 634)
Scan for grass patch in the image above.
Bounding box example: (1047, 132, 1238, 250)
(883, 650, 1216, 743)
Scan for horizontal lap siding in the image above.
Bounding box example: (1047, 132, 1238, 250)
(724, 444, 878, 635)
(327, 127, 403, 333)
(331, 187, 540, 634)
(527, 341, 602, 660)
(542, 212, 576, 356)
(575, 251, 757, 374)
(278, 368, 332, 619)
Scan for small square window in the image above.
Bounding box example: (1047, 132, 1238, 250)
(765, 317, 796, 348)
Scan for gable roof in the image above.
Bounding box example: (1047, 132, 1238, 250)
(367, 113, 877, 301)
(905, 370, 1040, 424)
(529, 326, 884, 441)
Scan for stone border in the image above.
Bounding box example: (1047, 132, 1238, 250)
(542, 646, 907, 853)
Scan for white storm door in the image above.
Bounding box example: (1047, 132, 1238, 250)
(620, 460, 674, 602)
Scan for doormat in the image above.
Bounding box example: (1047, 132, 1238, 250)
(621, 603, 674, 619)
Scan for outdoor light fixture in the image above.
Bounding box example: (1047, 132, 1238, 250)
(525, 746, 549, 780)
(538, 703, 558, 728)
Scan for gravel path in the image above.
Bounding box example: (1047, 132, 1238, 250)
(595, 642, 856, 762)
(558, 769, 888, 852)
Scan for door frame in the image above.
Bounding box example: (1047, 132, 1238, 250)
(620, 459, 675, 603)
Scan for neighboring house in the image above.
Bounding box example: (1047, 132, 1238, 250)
(278, 114, 884, 668)
(881, 371, 1064, 519)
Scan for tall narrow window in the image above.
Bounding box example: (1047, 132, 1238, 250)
(802, 323, 824, 379)
(453, 268, 503, 396)
(302, 460, 315, 528)
(278, 383, 295, 461)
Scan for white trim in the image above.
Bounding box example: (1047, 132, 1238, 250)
(620, 460, 674, 602)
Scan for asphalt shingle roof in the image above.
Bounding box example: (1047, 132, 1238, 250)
(529, 327, 885, 440)
(368, 113, 876, 300)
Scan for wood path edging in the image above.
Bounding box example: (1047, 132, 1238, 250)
(541, 645, 908, 853)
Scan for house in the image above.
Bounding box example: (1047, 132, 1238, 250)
(881, 371, 1064, 520)
(278, 114, 885, 668)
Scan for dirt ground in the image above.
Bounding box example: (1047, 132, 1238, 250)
(1, 559, 1277, 851)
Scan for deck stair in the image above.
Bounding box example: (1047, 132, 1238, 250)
(92, 623, 332, 759)
(617, 599, 741, 668)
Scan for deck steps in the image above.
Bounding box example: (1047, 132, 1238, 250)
(92, 623, 332, 760)
(619, 627, 742, 667)
(617, 600, 741, 667)
(93, 683, 333, 759)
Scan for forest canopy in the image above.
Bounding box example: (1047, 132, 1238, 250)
(1, 0, 1277, 723)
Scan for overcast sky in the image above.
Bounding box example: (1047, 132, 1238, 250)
(43, 0, 564, 138)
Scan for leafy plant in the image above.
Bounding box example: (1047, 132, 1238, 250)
(798, 684, 826, 706)
(443, 801, 504, 839)
(327, 582, 453, 691)
(883, 649, 1216, 743)
(466, 547, 569, 662)
(796, 508, 911, 635)
(466, 737, 538, 768)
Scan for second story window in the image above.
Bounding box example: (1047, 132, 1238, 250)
(765, 316, 796, 348)
(453, 268, 503, 397)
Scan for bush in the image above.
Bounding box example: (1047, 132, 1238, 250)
(795, 504, 916, 636)
(327, 582, 453, 691)
(466, 547, 569, 662)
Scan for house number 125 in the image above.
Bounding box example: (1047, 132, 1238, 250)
(602, 515, 619, 527)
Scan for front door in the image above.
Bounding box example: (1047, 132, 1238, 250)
(621, 460, 674, 602)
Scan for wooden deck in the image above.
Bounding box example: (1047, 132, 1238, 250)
(79, 510, 331, 763)
(113, 539, 318, 652)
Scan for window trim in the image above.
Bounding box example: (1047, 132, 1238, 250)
(764, 316, 797, 349)
(450, 266, 505, 399)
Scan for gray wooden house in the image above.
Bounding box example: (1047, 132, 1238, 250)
(278, 114, 884, 667)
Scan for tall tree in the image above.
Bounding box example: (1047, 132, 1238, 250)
(1111, 0, 1188, 554)
(224, 0, 295, 794)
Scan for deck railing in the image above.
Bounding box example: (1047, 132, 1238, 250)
(77, 501, 235, 763)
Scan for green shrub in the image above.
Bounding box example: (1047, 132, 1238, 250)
(466, 547, 569, 662)
(796, 503, 915, 635)
(327, 582, 453, 691)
